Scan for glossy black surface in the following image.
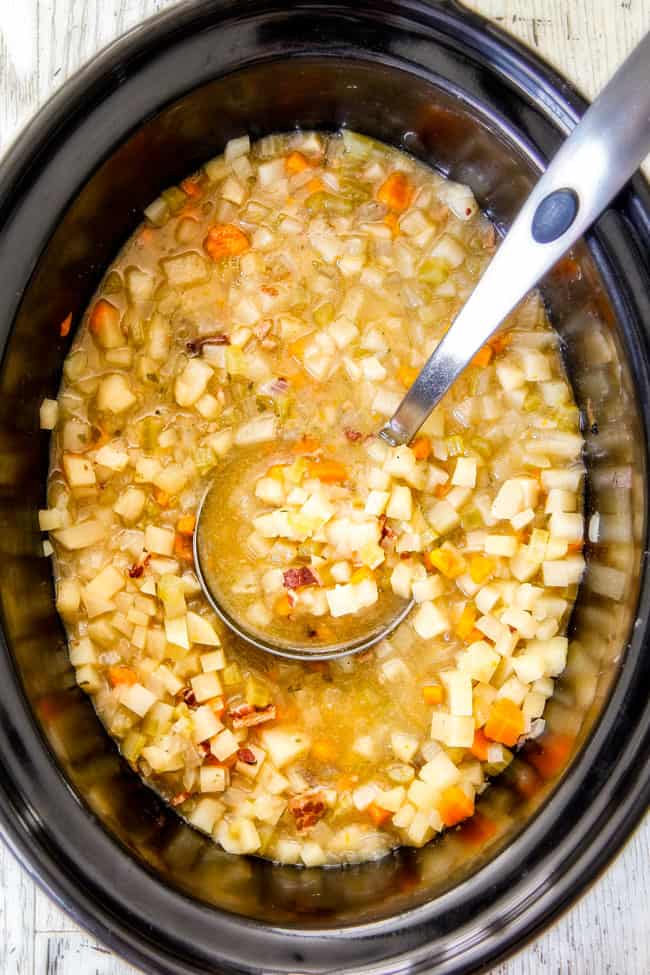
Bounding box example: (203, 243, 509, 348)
(0, 2, 649, 973)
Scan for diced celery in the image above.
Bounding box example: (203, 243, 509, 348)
(418, 257, 451, 285)
(313, 301, 335, 328)
(122, 730, 147, 763)
(144, 196, 170, 226)
(161, 186, 189, 213)
(139, 416, 163, 451)
(470, 435, 491, 458)
(342, 129, 378, 159)
(195, 446, 217, 475)
(222, 662, 243, 685)
(446, 435, 465, 457)
(245, 675, 272, 708)
(104, 270, 124, 294)
(305, 192, 353, 216)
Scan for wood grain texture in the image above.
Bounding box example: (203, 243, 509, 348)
(0, 1, 649, 973)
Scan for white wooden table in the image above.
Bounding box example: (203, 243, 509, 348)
(1, 2, 649, 972)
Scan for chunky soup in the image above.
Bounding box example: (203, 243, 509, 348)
(40, 130, 584, 865)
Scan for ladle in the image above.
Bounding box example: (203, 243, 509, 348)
(194, 31, 650, 660)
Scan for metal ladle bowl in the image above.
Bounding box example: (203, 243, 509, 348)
(194, 33, 650, 661)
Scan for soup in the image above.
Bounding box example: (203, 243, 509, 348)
(39, 130, 584, 865)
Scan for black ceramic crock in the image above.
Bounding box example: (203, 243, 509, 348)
(0, 2, 648, 973)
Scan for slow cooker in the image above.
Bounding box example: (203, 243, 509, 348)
(0, 2, 648, 972)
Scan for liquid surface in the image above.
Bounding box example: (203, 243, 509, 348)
(43, 130, 585, 865)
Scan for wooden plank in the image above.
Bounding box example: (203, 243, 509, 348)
(34, 933, 130, 975)
(0, 842, 34, 975)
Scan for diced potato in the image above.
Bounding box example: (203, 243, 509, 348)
(457, 641, 500, 683)
(63, 454, 96, 489)
(188, 797, 224, 833)
(391, 731, 419, 763)
(451, 457, 477, 488)
(419, 751, 461, 788)
(53, 520, 106, 550)
(175, 359, 213, 407)
(121, 683, 157, 717)
(200, 766, 229, 794)
(440, 670, 473, 716)
(187, 611, 220, 646)
(144, 525, 175, 556)
(113, 486, 146, 524)
(96, 374, 137, 413)
(259, 728, 311, 768)
(191, 671, 223, 703)
(412, 600, 449, 639)
(427, 499, 460, 534)
(39, 398, 59, 430)
(56, 579, 81, 618)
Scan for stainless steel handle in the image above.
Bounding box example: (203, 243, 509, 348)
(379, 30, 650, 447)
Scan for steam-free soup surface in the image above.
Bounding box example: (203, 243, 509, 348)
(41, 130, 584, 865)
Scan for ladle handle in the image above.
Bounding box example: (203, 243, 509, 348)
(379, 30, 650, 447)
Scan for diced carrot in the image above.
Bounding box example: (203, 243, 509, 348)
(203, 223, 250, 262)
(306, 459, 348, 483)
(59, 312, 72, 337)
(311, 739, 337, 762)
(306, 177, 325, 194)
(526, 733, 574, 779)
(471, 345, 493, 368)
(180, 176, 203, 198)
(285, 151, 312, 175)
(267, 464, 286, 481)
(434, 482, 452, 499)
(567, 540, 583, 553)
(138, 227, 155, 245)
(469, 554, 495, 585)
(412, 435, 431, 460)
(174, 533, 194, 561)
(427, 546, 464, 579)
(455, 603, 476, 641)
(376, 172, 414, 213)
(108, 666, 138, 687)
(177, 514, 196, 536)
(470, 727, 491, 762)
(484, 698, 525, 747)
(468, 628, 484, 643)
(336, 773, 359, 792)
(458, 810, 497, 847)
(292, 436, 321, 455)
(350, 565, 374, 585)
(288, 334, 312, 361)
(153, 488, 170, 508)
(384, 212, 400, 237)
(367, 802, 391, 827)
(274, 593, 293, 617)
(397, 364, 418, 387)
(438, 785, 475, 827)
(488, 332, 511, 356)
(423, 683, 444, 706)
(89, 299, 120, 336)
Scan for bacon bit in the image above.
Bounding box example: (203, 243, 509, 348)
(128, 553, 150, 578)
(288, 791, 327, 832)
(196, 741, 210, 758)
(261, 284, 279, 297)
(237, 747, 257, 765)
(203, 223, 250, 262)
(181, 687, 197, 708)
(186, 333, 230, 354)
(59, 313, 72, 337)
(283, 567, 318, 590)
(229, 703, 277, 729)
(344, 427, 363, 442)
(379, 514, 396, 542)
(171, 791, 190, 807)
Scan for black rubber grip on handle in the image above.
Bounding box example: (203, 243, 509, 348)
(531, 188, 579, 244)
